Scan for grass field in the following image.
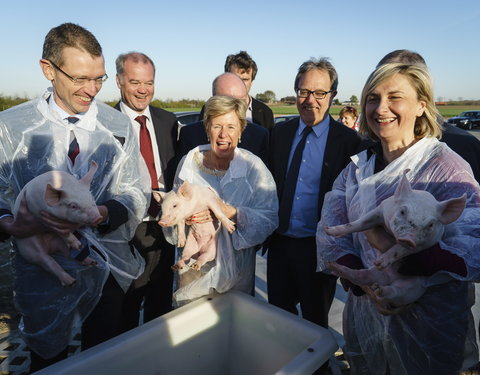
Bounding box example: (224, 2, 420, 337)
(164, 104, 479, 119)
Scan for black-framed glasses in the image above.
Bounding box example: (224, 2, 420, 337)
(49, 60, 108, 86)
(296, 88, 334, 100)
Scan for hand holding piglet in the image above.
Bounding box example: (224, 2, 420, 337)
(12, 161, 102, 286)
(324, 169, 466, 312)
(154, 181, 235, 271)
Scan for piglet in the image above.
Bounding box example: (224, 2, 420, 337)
(153, 181, 235, 271)
(13, 161, 101, 286)
(324, 169, 467, 311)
(325, 169, 466, 268)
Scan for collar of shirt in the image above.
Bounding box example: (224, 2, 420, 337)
(297, 115, 330, 138)
(119, 100, 152, 124)
(245, 95, 253, 122)
(48, 93, 86, 124)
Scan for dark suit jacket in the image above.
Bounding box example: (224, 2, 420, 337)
(177, 120, 269, 165)
(441, 123, 480, 183)
(269, 116, 365, 225)
(251, 97, 274, 130)
(114, 103, 179, 190)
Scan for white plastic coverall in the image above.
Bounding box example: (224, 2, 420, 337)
(0, 89, 150, 358)
(316, 137, 480, 374)
(169, 145, 278, 305)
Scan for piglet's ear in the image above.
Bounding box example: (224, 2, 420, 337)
(152, 190, 166, 203)
(394, 169, 413, 202)
(177, 181, 193, 200)
(438, 193, 467, 224)
(45, 184, 64, 207)
(80, 161, 98, 186)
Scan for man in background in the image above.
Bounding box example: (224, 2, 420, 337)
(177, 72, 269, 163)
(115, 52, 178, 331)
(267, 57, 364, 332)
(224, 51, 275, 130)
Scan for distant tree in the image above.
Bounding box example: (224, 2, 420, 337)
(281, 96, 296, 104)
(256, 90, 276, 103)
(350, 95, 359, 104)
(264, 90, 276, 103)
(333, 98, 341, 105)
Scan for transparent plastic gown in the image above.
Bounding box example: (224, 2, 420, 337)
(316, 137, 480, 375)
(0, 89, 150, 358)
(167, 145, 278, 306)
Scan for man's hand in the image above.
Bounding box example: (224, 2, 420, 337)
(94, 205, 108, 226)
(1, 198, 49, 238)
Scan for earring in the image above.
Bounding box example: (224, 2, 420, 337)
(238, 137, 242, 144)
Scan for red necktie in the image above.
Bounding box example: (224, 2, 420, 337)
(135, 115, 159, 189)
(135, 115, 160, 216)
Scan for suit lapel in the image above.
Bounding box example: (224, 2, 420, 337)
(276, 118, 299, 196)
(150, 107, 168, 175)
(318, 117, 344, 214)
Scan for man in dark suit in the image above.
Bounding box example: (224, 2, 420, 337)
(114, 52, 178, 331)
(178, 72, 269, 163)
(267, 58, 364, 337)
(224, 51, 275, 130)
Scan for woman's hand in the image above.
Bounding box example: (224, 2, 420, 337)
(186, 209, 213, 225)
(186, 199, 236, 226)
(361, 285, 409, 315)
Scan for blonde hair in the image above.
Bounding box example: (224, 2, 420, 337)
(203, 95, 247, 133)
(358, 63, 442, 141)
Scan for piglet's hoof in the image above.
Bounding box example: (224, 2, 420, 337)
(60, 276, 77, 287)
(191, 263, 202, 271)
(81, 257, 97, 266)
(221, 218, 236, 233)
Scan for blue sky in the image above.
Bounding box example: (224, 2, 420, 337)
(1, 0, 479, 103)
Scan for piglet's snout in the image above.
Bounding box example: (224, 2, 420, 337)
(87, 207, 102, 224)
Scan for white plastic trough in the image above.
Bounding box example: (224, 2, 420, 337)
(36, 290, 338, 375)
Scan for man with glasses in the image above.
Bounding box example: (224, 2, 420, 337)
(267, 59, 364, 372)
(0, 23, 149, 372)
(114, 52, 178, 331)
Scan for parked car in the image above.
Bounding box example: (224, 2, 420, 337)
(446, 111, 480, 130)
(174, 111, 201, 128)
(274, 115, 299, 126)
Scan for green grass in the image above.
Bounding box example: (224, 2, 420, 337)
(162, 107, 202, 113)
(159, 104, 480, 119)
(269, 104, 480, 118)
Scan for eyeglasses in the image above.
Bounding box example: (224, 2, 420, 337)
(49, 60, 108, 86)
(296, 89, 334, 100)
